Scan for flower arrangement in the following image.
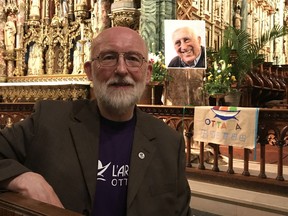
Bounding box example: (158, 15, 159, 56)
(203, 59, 237, 96)
(207, 25, 288, 91)
(148, 51, 171, 83)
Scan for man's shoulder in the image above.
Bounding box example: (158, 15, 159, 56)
(168, 56, 181, 67)
(34, 99, 91, 115)
(196, 46, 206, 68)
(36, 99, 89, 106)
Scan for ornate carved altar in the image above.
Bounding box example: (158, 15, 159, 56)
(0, 0, 142, 102)
(0, 0, 287, 106)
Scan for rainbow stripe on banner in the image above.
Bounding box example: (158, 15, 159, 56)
(210, 106, 240, 121)
(193, 106, 259, 149)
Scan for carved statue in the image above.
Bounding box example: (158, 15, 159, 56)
(4, 20, 16, 51)
(30, 0, 40, 18)
(28, 43, 43, 75)
(51, 0, 65, 27)
(233, 7, 242, 30)
(46, 46, 55, 74)
(72, 42, 82, 74)
(62, 0, 68, 17)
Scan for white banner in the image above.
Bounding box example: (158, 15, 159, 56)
(193, 106, 259, 149)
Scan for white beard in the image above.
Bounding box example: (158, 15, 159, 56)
(92, 75, 146, 115)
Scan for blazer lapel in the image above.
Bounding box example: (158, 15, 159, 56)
(69, 101, 100, 204)
(68, 104, 157, 208)
(127, 109, 157, 207)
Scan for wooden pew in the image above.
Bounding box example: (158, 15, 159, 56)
(0, 192, 82, 216)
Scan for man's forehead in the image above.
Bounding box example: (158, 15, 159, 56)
(97, 27, 141, 41)
(173, 29, 197, 41)
(173, 34, 191, 42)
(97, 33, 140, 46)
(97, 40, 141, 49)
(92, 28, 147, 54)
(94, 42, 146, 57)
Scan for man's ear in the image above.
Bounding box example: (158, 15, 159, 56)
(145, 63, 152, 84)
(198, 36, 201, 44)
(84, 61, 92, 81)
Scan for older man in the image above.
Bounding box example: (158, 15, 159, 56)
(0, 27, 191, 216)
(168, 26, 206, 68)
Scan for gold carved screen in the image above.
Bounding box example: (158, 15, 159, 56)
(2, 0, 113, 83)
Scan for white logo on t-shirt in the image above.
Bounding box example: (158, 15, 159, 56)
(97, 160, 129, 186)
(97, 160, 111, 181)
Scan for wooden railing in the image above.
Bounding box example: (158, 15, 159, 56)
(0, 103, 287, 178)
(138, 105, 288, 196)
(0, 103, 287, 212)
(0, 103, 34, 128)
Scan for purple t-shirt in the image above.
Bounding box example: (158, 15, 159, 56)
(92, 114, 136, 216)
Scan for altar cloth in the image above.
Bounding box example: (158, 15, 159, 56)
(193, 106, 259, 149)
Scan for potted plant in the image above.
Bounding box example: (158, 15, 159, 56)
(203, 59, 237, 105)
(148, 51, 171, 84)
(139, 51, 171, 104)
(206, 25, 288, 105)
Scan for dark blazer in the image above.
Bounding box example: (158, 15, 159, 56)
(0, 100, 191, 216)
(168, 46, 206, 68)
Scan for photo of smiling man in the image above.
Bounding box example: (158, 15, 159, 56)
(165, 20, 206, 69)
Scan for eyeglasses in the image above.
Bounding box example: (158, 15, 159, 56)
(91, 52, 147, 68)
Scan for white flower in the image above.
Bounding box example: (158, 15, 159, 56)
(149, 53, 160, 63)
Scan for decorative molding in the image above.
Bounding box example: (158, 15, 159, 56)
(111, 8, 140, 30)
(0, 81, 90, 102)
(6, 74, 89, 83)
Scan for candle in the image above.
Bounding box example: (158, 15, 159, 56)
(16, 35, 19, 48)
(17, 10, 21, 23)
(16, 34, 21, 48)
(42, 0, 46, 19)
(80, 23, 84, 40)
(151, 42, 156, 53)
(91, 0, 94, 9)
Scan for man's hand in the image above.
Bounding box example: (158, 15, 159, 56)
(4, 172, 64, 208)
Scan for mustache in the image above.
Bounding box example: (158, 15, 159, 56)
(106, 76, 135, 86)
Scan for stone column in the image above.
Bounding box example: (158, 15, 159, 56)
(241, 0, 248, 31)
(139, 0, 175, 53)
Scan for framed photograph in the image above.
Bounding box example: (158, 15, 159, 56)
(164, 20, 207, 69)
